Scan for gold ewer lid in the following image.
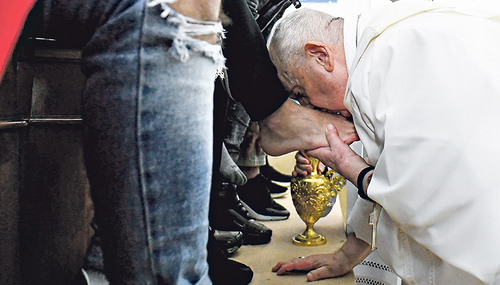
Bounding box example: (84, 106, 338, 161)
(291, 157, 344, 246)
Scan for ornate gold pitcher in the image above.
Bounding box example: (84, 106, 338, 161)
(291, 157, 344, 246)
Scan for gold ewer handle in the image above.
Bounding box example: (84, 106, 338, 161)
(290, 157, 344, 246)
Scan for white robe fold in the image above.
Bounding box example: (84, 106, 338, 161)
(343, 1, 500, 283)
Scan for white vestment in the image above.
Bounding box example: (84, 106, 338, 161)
(342, 1, 500, 284)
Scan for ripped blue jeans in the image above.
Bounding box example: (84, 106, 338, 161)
(27, 0, 223, 283)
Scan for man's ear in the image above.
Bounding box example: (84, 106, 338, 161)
(304, 42, 333, 72)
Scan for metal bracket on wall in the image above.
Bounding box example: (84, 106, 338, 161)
(0, 115, 83, 130)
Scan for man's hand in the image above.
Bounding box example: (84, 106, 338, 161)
(272, 234, 371, 282)
(272, 253, 352, 282)
(292, 151, 326, 177)
(258, 99, 359, 156)
(307, 124, 368, 185)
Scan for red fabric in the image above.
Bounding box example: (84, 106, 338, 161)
(0, 0, 36, 79)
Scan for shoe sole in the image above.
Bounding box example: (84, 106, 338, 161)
(239, 200, 289, 221)
(270, 181, 290, 188)
(226, 244, 242, 255)
(223, 209, 273, 245)
(270, 188, 289, 199)
(82, 269, 109, 284)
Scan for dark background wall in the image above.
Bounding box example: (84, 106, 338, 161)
(0, 40, 94, 285)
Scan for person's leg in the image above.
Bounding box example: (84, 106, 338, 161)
(82, 3, 224, 284)
(26, 0, 224, 283)
(210, 96, 272, 246)
(223, 99, 264, 180)
(223, 98, 251, 162)
(220, 99, 288, 221)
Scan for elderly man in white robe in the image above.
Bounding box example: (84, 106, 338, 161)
(262, 1, 500, 284)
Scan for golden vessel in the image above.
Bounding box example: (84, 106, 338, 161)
(291, 157, 344, 246)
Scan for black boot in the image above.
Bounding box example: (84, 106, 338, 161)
(212, 227, 243, 256)
(237, 174, 290, 221)
(260, 160, 292, 184)
(210, 181, 272, 245)
(208, 228, 253, 285)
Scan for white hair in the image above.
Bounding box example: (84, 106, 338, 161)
(268, 8, 344, 88)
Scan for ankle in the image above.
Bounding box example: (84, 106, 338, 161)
(240, 166, 260, 180)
